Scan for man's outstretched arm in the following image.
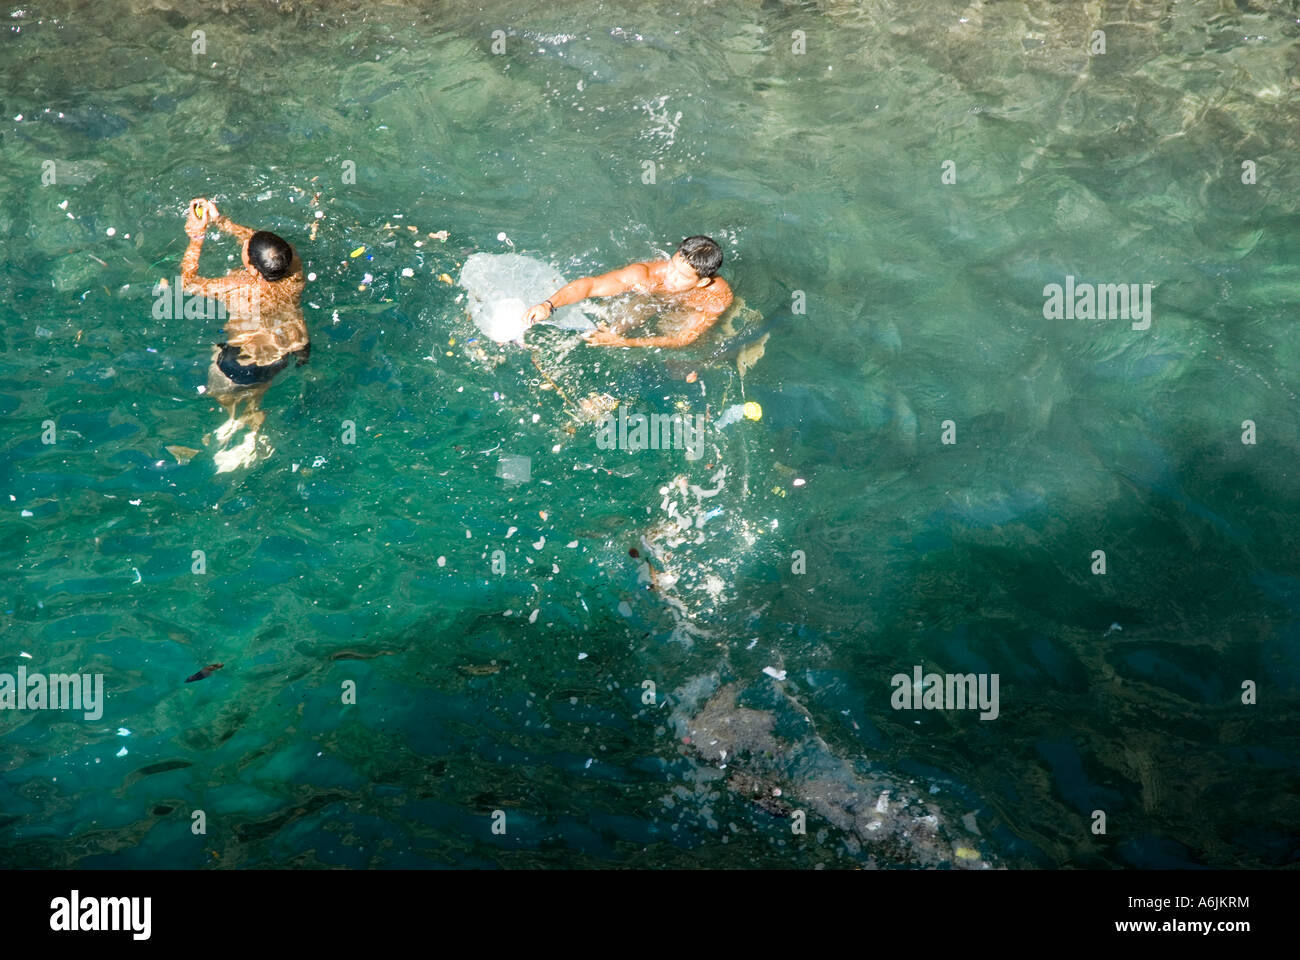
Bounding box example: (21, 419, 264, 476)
(523, 262, 651, 324)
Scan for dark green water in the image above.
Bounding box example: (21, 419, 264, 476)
(2, 0, 1299, 868)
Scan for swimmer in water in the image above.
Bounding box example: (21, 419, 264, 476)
(522, 235, 733, 348)
(180, 199, 309, 465)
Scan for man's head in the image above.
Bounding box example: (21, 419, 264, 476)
(669, 235, 723, 289)
(242, 231, 294, 281)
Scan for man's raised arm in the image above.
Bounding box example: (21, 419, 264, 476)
(212, 206, 255, 245)
(178, 200, 244, 301)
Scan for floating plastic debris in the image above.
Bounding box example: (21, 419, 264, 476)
(715, 404, 760, 429)
(165, 444, 199, 465)
(762, 666, 786, 681)
(480, 298, 527, 344)
(496, 455, 531, 483)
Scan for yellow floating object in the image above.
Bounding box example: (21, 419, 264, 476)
(955, 846, 980, 860)
(350, 246, 366, 258)
(437, 273, 453, 284)
(743, 401, 762, 421)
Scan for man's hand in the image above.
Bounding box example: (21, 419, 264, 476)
(523, 301, 553, 325)
(185, 198, 214, 240)
(584, 326, 627, 347)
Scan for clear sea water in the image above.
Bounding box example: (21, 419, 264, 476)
(1, 0, 1298, 868)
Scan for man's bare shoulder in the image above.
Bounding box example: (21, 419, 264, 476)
(680, 276, 733, 314)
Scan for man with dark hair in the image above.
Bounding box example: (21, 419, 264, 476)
(522, 235, 733, 348)
(180, 199, 309, 467)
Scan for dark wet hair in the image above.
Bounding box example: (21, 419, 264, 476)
(248, 231, 294, 281)
(677, 235, 723, 278)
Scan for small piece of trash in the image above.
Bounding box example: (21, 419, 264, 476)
(577, 652, 587, 660)
(116, 727, 130, 737)
(165, 444, 199, 465)
(437, 556, 446, 567)
(506, 526, 517, 538)
(116, 747, 128, 758)
(528, 608, 539, 624)
(762, 666, 786, 681)
(1105, 622, 1122, 635)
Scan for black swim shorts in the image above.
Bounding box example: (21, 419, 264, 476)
(215, 343, 290, 386)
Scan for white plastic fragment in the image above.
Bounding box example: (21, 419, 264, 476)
(762, 666, 786, 681)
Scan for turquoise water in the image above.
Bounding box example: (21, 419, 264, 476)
(2, 0, 1299, 868)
